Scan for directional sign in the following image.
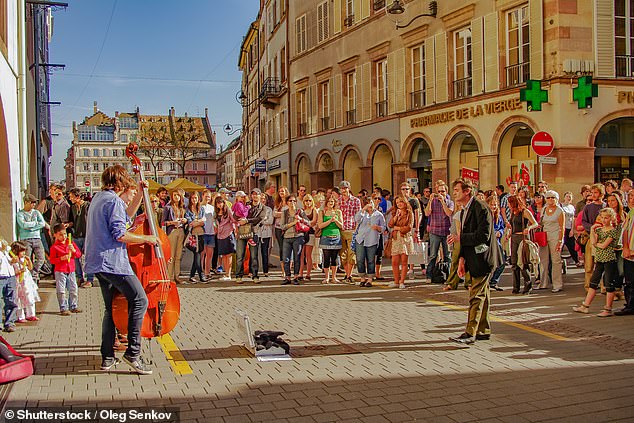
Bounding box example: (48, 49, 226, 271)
(520, 80, 548, 112)
(573, 76, 598, 109)
(531, 131, 554, 156)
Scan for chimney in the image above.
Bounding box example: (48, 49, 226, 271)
(184, 112, 188, 118)
(136, 106, 140, 114)
(93, 101, 98, 113)
(72, 121, 76, 132)
(204, 108, 208, 119)
(170, 106, 175, 117)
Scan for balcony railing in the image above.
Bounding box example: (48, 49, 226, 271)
(298, 122, 307, 136)
(409, 90, 425, 110)
(346, 109, 356, 125)
(344, 15, 354, 27)
(616, 55, 634, 77)
(259, 77, 283, 99)
(321, 116, 330, 131)
(452, 76, 472, 100)
(505, 61, 530, 87)
(376, 100, 388, 117)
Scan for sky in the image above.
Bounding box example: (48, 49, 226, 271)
(48, 0, 259, 181)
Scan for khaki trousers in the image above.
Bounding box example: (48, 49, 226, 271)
(465, 271, 491, 336)
(584, 241, 594, 290)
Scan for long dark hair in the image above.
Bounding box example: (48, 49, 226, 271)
(214, 196, 227, 220)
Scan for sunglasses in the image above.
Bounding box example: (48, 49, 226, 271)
(401, 188, 410, 191)
(288, 199, 297, 203)
(546, 197, 555, 199)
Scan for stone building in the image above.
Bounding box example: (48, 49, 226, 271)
(66, 103, 217, 192)
(241, 0, 634, 196)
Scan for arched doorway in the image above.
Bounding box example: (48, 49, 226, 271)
(498, 124, 536, 186)
(594, 117, 634, 182)
(343, 149, 362, 193)
(314, 151, 334, 189)
(410, 138, 432, 191)
(0, 96, 14, 240)
(296, 155, 311, 190)
(372, 144, 393, 193)
(447, 131, 479, 184)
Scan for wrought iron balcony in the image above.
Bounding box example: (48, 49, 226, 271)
(376, 100, 388, 117)
(373, 0, 386, 10)
(616, 55, 634, 77)
(452, 76, 472, 99)
(409, 90, 425, 110)
(321, 116, 330, 131)
(346, 109, 356, 125)
(504, 61, 530, 87)
(298, 122, 308, 136)
(259, 77, 284, 108)
(344, 15, 354, 27)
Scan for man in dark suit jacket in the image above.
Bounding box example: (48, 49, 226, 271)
(448, 179, 502, 345)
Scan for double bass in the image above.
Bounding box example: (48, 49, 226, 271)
(111, 143, 180, 338)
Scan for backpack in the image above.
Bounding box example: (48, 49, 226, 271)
(430, 261, 450, 284)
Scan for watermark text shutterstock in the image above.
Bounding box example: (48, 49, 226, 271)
(4, 407, 179, 422)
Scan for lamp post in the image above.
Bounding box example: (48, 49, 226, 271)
(387, 0, 438, 30)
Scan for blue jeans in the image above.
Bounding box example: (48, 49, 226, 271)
(355, 243, 378, 278)
(97, 272, 148, 360)
(236, 235, 260, 278)
(282, 236, 304, 278)
(0, 276, 17, 328)
(55, 271, 78, 311)
(428, 233, 450, 278)
(259, 237, 271, 274)
(22, 238, 45, 279)
(73, 237, 94, 283)
(490, 250, 507, 287)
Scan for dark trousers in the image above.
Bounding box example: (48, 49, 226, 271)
(589, 260, 619, 292)
(323, 249, 340, 268)
(623, 259, 634, 310)
(563, 228, 579, 263)
(190, 248, 203, 279)
(211, 245, 218, 270)
(259, 237, 271, 274)
(97, 272, 148, 360)
(236, 235, 260, 278)
(275, 228, 284, 258)
(0, 276, 17, 328)
(511, 234, 530, 292)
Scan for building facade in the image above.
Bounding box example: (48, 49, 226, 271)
(0, 1, 63, 240)
(240, 0, 634, 197)
(238, 0, 291, 192)
(66, 104, 217, 192)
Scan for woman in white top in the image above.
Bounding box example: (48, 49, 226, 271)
(538, 190, 565, 292)
(257, 193, 274, 277)
(561, 191, 580, 266)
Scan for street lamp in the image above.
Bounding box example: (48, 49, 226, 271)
(387, 0, 438, 30)
(236, 90, 259, 108)
(223, 124, 242, 136)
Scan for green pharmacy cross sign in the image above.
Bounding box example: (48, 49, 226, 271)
(572, 76, 598, 109)
(520, 80, 548, 112)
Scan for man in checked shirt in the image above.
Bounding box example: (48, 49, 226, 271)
(337, 180, 361, 283)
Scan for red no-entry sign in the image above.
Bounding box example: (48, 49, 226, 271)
(531, 131, 554, 156)
(84, 180, 90, 187)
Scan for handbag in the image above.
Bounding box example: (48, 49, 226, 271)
(295, 211, 311, 233)
(383, 238, 392, 259)
(184, 234, 199, 252)
(533, 230, 548, 247)
(237, 223, 253, 240)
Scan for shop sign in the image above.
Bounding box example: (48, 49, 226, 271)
(617, 91, 634, 103)
(255, 159, 267, 172)
(407, 178, 419, 193)
(461, 168, 479, 187)
(332, 139, 342, 153)
(268, 159, 282, 171)
(410, 98, 522, 128)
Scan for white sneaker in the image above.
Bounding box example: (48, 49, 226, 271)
(220, 276, 231, 281)
(399, 283, 406, 289)
(388, 282, 397, 288)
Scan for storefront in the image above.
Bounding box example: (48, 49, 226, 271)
(594, 116, 634, 182)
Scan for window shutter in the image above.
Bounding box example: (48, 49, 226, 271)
(335, 73, 343, 127)
(334, 0, 342, 34)
(435, 32, 448, 103)
(317, 3, 324, 43)
(290, 92, 297, 138)
(595, 0, 615, 77)
(310, 84, 318, 134)
(283, 110, 288, 141)
(296, 18, 302, 55)
(388, 53, 396, 114)
(354, 0, 361, 24)
(528, 0, 543, 79)
(307, 9, 317, 50)
(329, 77, 336, 124)
(361, 63, 372, 121)
(395, 48, 406, 112)
(361, 0, 370, 20)
(484, 12, 500, 92)
(471, 17, 484, 95)
(425, 37, 436, 105)
(323, 1, 330, 40)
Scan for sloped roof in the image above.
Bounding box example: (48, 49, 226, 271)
(81, 110, 114, 127)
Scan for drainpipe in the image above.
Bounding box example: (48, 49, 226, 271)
(285, 0, 292, 192)
(17, 0, 29, 192)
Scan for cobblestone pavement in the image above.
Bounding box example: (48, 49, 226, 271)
(3, 263, 634, 422)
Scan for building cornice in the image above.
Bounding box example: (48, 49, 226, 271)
(441, 3, 476, 31)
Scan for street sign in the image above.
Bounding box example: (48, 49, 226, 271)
(461, 167, 480, 187)
(531, 131, 554, 156)
(539, 156, 557, 165)
(84, 180, 90, 187)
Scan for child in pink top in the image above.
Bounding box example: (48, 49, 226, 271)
(232, 192, 255, 246)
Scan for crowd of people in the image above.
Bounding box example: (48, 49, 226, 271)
(1, 172, 633, 344)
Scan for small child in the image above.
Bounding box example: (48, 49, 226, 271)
(0, 241, 18, 332)
(573, 208, 622, 317)
(233, 191, 256, 246)
(49, 224, 83, 316)
(10, 242, 40, 322)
